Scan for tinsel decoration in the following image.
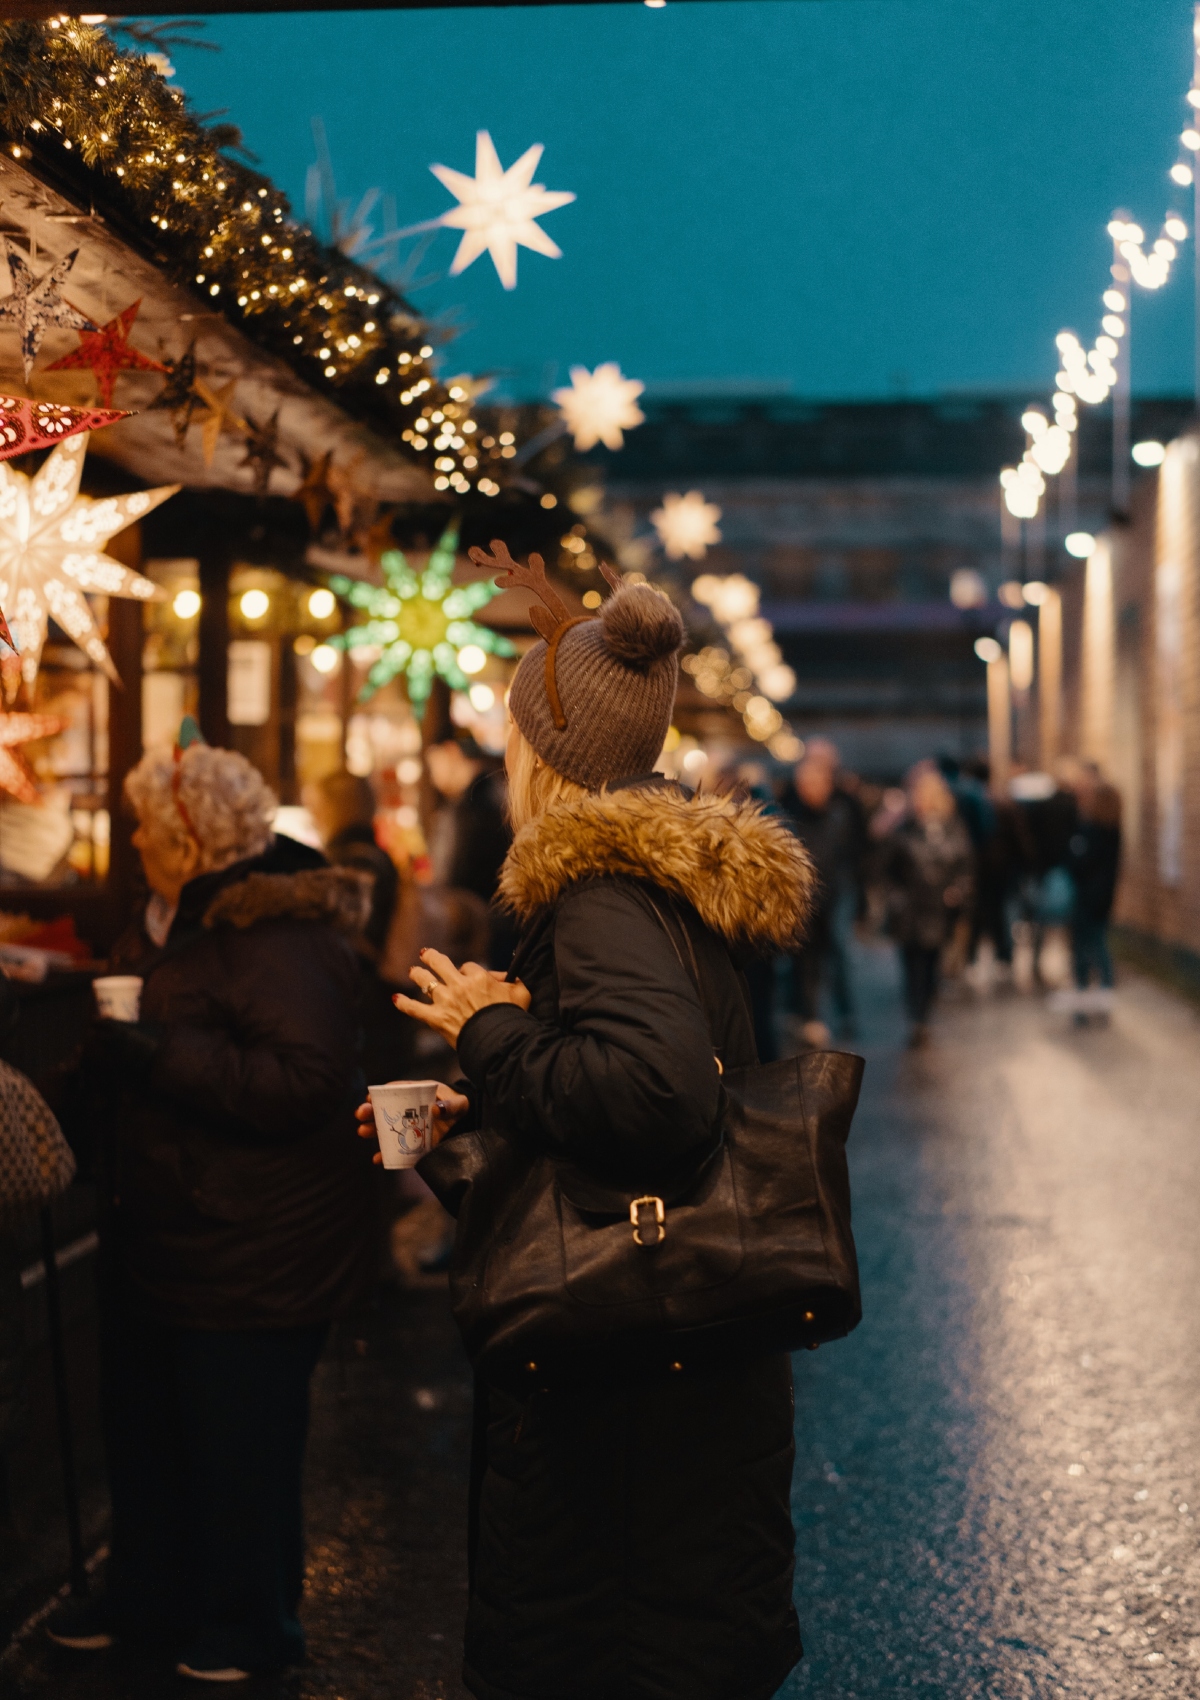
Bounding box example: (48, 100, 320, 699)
(329, 523, 515, 706)
(45, 297, 168, 405)
(0, 393, 129, 458)
(0, 239, 93, 381)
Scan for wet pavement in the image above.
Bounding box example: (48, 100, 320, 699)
(3, 942, 1200, 1698)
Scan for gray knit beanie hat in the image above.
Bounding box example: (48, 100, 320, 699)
(468, 540, 684, 790)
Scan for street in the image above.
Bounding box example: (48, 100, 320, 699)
(3, 943, 1199, 1699)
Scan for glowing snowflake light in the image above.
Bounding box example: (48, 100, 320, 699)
(430, 131, 575, 291)
(651, 490, 722, 561)
(329, 524, 515, 706)
(553, 363, 645, 452)
(0, 433, 175, 689)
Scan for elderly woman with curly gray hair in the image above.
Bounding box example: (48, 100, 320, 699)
(48, 730, 377, 1684)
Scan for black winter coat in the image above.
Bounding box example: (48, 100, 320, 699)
(104, 837, 377, 1330)
(449, 781, 815, 1700)
(1066, 821, 1121, 922)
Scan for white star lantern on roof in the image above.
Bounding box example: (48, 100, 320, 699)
(553, 363, 645, 452)
(0, 433, 175, 692)
(651, 490, 723, 561)
(430, 131, 575, 290)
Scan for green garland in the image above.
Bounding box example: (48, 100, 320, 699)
(0, 18, 513, 496)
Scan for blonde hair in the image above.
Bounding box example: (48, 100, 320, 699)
(125, 744, 277, 874)
(505, 726, 589, 832)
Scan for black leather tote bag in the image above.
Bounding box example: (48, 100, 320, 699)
(419, 905, 864, 1387)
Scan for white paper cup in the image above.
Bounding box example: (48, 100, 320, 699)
(369, 1079, 440, 1170)
(93, 975, 143, 1023)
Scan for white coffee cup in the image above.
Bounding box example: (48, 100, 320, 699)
(93, 975, 143, 1023)
(368, 1079, 441, 1170)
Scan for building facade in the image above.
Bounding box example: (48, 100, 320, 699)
(603, 395, 1190, 778)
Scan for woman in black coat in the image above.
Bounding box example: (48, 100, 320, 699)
(365, 558, 815, 1700)
(50, 736, 376, 1682)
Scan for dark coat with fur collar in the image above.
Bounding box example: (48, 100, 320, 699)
(453, 781, 813, 1700)
(108, 836, 376, 1331)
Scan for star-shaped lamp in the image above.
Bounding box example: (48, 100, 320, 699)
(194, 378, 247, 468)
(0, 241, 94, 382)
(651, 490, 723, 561)
(147, 341, 202, 448)
(431, 131, 575, 290)
(0, 394, 130, 460)
(0, 712, 67, 804)
(46, 299, 168, 407)
(241, 411, 286, 496)
(329, 523, 515, 706)
(553, 363, 645, 452)
(0, 432, 176, 691)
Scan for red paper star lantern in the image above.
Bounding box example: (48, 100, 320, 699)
(46, 300, 167, 407)
(0, 712, 66, 804)
(0, 394, 130, 461)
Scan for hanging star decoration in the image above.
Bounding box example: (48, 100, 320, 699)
(45, 299, 168, 407)
(0, 432, 175, 692)
(194, 377, 247, 468)
(430, 131, 575, 291)
(147, 341, 202, 448)
(651, 490, 723, 561)
(327, 455, 373, 540)
(0, 241, 95, 384)
(553, 363, 646, 452)
(0, 395, 130, 460)
(0, 712, 67, 805)
(328, 523, 515, 706)
(240, 411, 286, 496)
(292, 450, 334, 534)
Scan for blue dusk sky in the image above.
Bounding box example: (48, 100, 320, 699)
(162, 0, 1194, 402)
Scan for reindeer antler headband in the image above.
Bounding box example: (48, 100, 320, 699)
(468, 540, 622, 731)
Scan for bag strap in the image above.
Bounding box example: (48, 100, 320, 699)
(641, 892, 725, 1075)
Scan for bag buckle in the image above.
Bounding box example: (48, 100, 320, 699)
(630, 1195, 666, 1248)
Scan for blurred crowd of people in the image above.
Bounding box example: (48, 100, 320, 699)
(731, 739, 1123, 1053)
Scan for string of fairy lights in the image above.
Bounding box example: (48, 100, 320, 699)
(0, 16, 522, 497)
(999, 53, 1196, 523)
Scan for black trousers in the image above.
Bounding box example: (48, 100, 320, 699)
(900, 943, 941, 1024)
(102, 1302, 327, 1670)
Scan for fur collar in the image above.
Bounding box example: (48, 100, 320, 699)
(499, 787, 814, 948)
(203, 866, 372, 934)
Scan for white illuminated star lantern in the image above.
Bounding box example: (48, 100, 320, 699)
(651, 490, 723, 561)
(553, 363, 645, 452)
(0, 433, 175, 690)
(430, 131, 575, 291)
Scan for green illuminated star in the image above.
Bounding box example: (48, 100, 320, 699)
(329, 522, 514, 706)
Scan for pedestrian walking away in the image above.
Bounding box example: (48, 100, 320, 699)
(360, 553, 817, 1700)
(884, 764, 974, 1048)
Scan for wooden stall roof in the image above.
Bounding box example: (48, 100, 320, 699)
(0, 153, 433, 504)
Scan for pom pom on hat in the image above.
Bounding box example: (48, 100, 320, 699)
(600, 583, 685, 671)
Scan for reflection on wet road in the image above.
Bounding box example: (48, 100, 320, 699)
(4, 946, 1199, 1698)
(785, 943, 1200, 1698)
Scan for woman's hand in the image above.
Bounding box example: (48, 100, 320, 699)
(355, 1081, 469, 1166)
(393, 949, 532, 1048)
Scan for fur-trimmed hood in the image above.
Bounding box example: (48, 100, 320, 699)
(203, 865, 373, 935)
(499, 785, 814, 948)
